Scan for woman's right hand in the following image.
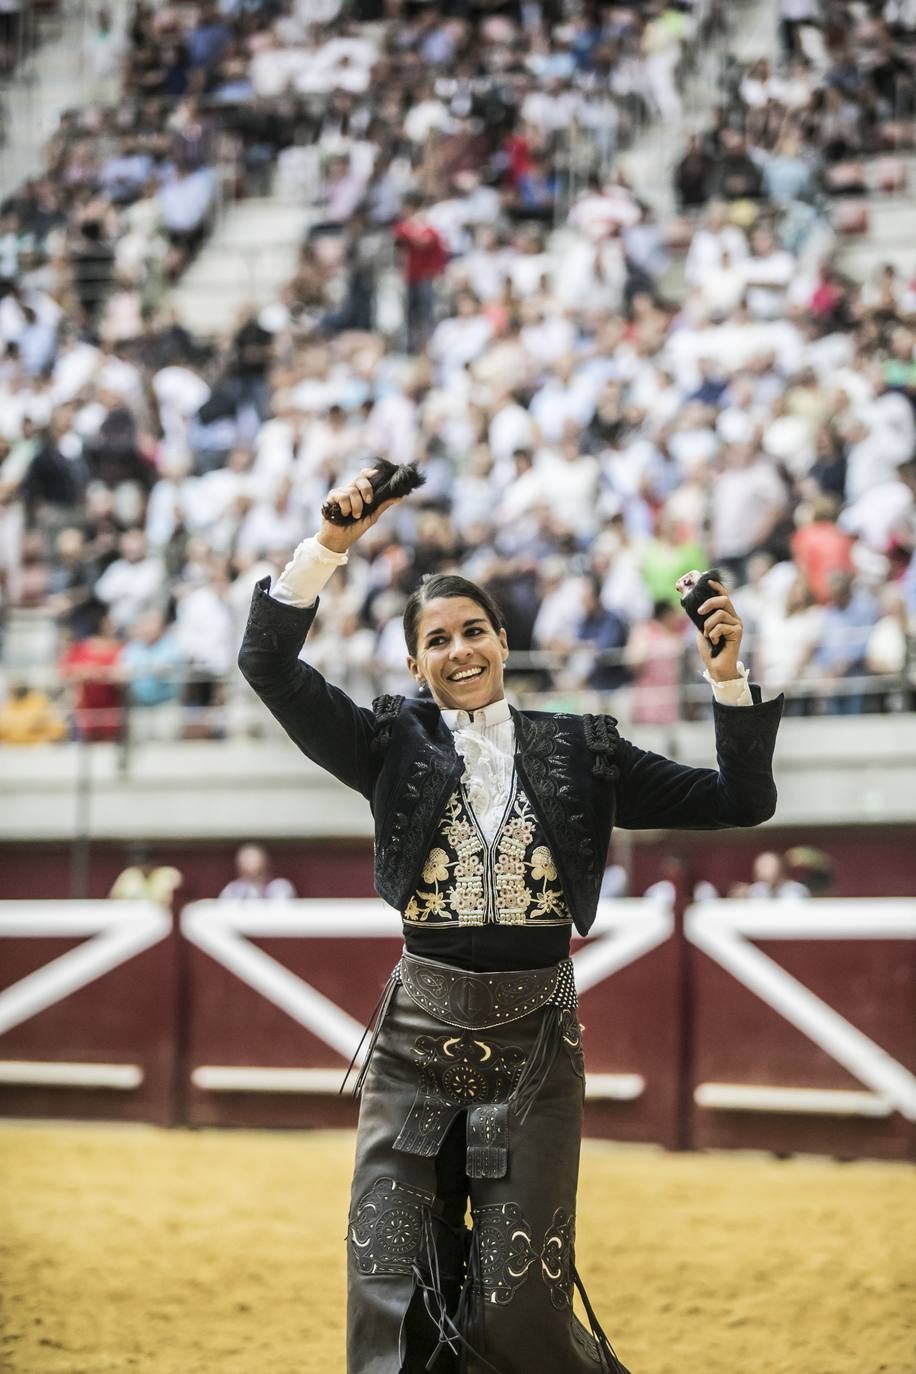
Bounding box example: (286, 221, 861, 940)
(317, 467, 401, 554)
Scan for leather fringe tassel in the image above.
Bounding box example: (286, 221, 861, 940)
(466, 1101, 509, 1180)
(574, 1268, 631, 1374)
(413, 1213, 506, 1374)
(340, 967, 399, 1097)
(508, 1003, 563, 1124)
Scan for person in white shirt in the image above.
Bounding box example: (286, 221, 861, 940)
(748, 850, 809, 900)
(427, 293, 493, 383)
(684, 202, 749, 289)
(94, 528, 165, 633)
(237, 466, 782, 1374)
(219, 844, 297, 900)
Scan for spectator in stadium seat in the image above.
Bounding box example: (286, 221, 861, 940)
(779, 0, 820, 59)
(219, 843, 296, 900)
(760, 129, 818, 205)
(70, 218, 115, 326)
(174, 555, 236, 735)
(710, 441, 788, 582)
(0, 681, 67, 745)
(119, 609, 186, 739)
(748, 851, 810, 900)
(17, 305, 57, 378)
(711, 129, 764, 203)
(621, 200, 669, 305)
(44, 527, 97, 637)
(58, 606, 123, 742)
(94, 528, 165, 634)
(571, 575, 629, 692)
(753, 571, 823, 709)
(673, 134, 714, 210)
(639, 514, 707, 610)
(393, 194, 449, 355)
(21, 412, 87, 527)
(109, 844, 184, 904)
(810, 571, 878, 715)
(684, 200, 749, 288)
(741, 224, 796, 320)
(784, 845, 835, 898)
(624, 599, 687, 726)
(865, 584, 910, 708)
(791, 495, 856, 604)
(157, 164, 217, 269)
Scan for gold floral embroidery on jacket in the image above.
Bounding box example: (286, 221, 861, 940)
(402, 787, 572, 928)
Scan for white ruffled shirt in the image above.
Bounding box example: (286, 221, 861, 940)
(441, 698, 516, 844)
(270, 535, 754, 842)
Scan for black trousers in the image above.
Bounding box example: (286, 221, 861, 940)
(346, 960, 629, 1374)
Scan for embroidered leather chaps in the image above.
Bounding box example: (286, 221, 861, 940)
(347, 955, 629, 1374)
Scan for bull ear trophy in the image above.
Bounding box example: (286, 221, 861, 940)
(321, 460, 426, 526)
(676, 568, 727, 658)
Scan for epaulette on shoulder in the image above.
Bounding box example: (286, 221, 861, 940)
(371, 694, 404, 754)
(582, 713, 620, 780)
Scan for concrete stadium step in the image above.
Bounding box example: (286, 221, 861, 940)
(169, 195, 313, 336)
(209, 198, 312, 249)
(1, 608, 59, 678)
(0, 0, 132, 199)
(839, 240, 916, 279)
(859, 200, 916, 245)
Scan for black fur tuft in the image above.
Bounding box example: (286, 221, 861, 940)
(679, 568, 727, 658)
(321, 460, 426, 526)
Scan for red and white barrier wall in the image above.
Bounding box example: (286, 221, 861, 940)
(0, 901, 177, 1124)
(1, 898, 913, 1158)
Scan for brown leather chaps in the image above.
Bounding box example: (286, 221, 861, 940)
(346, 953, 630, 1374)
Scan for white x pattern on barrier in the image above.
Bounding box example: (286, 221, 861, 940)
(685, 900, 916, 1121)
(180, 898, 675, 1065)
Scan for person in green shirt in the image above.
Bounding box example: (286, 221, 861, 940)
(639, 515, 707, 607)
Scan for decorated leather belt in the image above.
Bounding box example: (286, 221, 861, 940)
(398, 951, 576, 1030)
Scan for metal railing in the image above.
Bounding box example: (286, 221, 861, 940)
(3, 634, 914, 761)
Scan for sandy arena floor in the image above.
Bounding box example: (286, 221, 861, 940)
(0, 1124, 912, 1374)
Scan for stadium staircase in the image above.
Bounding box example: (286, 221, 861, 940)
(610, 0, 916, 290)
(169, 195, 314, 337)
(0, 0, 120, 200)
(839, 177, 916, 278)
(622, 0, 778, 216)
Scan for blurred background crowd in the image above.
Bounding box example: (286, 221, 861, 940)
(1, 0, 915, 745)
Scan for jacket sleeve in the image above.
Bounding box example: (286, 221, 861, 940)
(614, 689, 783, 831)
(237, 577, 379, 800)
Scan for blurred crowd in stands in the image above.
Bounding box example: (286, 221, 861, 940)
(1, 0, 916, 745)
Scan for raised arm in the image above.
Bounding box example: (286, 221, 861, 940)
(237, 468, 403, 799)
(616, 577, 783, 830)
(615, 690, 782, 830)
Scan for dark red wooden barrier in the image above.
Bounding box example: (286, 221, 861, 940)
(0, 901, 177, 1124)
(179, 898, 681, 1142)
(2, 897, 913, 1158)
(686, 900, 916, 1160)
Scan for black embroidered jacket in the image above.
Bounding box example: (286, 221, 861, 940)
(239, 579, 783, 946)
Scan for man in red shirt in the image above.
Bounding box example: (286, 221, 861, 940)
(58, 609, 124, 742)
(393, 192, 448, 354)
(791, 494, 855, 604)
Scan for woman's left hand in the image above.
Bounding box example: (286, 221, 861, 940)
(695, 580, 744, 681)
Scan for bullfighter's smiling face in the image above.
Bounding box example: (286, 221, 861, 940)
(407, 596, 510, 714)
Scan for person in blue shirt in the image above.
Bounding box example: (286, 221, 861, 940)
(120, 610, 186, 708)
(811, 572, 877, 715)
